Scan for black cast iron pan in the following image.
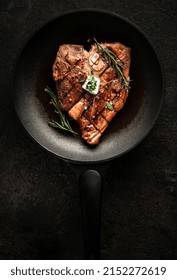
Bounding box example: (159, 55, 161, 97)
(13, 9, 164, 259)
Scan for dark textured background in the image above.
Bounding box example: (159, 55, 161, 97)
(0, 0, 177, 260)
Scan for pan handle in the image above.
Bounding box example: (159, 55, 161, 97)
(79, 170, 103, 260)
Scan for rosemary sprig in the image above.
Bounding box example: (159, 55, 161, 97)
(93, 37, 129, 88)
(45, 86, 78, 136)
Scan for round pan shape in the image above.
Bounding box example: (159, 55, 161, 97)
(13, 9, 164, 164)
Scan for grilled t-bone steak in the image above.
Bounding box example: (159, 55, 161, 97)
(52, 41, 131, 145)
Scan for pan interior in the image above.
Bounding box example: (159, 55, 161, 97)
(14, 10, 163, 163)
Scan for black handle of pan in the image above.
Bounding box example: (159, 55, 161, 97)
(79, 169, 103, 260)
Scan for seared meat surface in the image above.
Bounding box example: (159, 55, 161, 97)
(52, 41, 131, 145)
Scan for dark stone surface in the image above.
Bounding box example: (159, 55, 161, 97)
(0, 0, 177, 259)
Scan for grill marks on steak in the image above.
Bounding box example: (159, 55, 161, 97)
(52, 42, 131, 145)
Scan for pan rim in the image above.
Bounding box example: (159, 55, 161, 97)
(12, 8, 165, 165)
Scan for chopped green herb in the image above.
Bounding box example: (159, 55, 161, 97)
(79, 78, 85, 83)
(106, 102, 114, 111)
(45, 86, 78, 136)
(86, 71, 97, 92)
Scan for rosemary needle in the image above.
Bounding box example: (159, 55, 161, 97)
(93, 37, 129, 88)
(45, 86, 78, 136)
